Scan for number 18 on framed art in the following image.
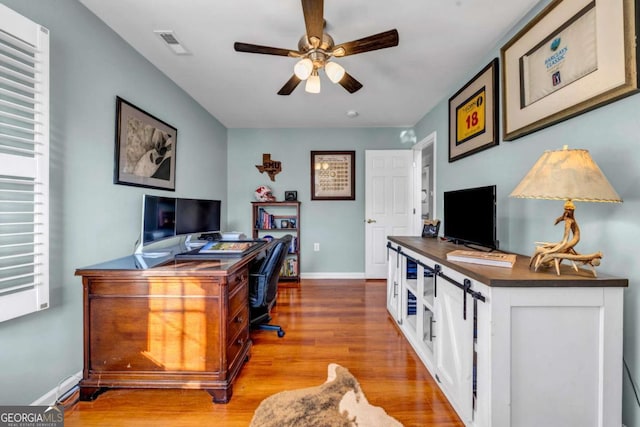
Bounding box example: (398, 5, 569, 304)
(456, 88, 486, 143)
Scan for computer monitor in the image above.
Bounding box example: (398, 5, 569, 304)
(175, 198, 221, 236)
(141, 194, 176, 245)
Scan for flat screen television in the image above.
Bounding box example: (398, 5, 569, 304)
(443, 185, 497, 250)
(142, 195, 176, 245)
(176, 198, 221, 236)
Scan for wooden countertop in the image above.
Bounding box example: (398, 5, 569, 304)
(388, 236, 628, 288)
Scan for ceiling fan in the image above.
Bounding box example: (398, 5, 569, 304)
(233, 0, 399, 95)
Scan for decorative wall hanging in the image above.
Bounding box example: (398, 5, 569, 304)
(310, 151, 355, 200)
(448, 58, 499, 162)
(501, 0, 639, 141)
(114, 97, 177, 190)
(255, 153, 282, 181)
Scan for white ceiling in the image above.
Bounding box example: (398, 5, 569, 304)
(78, 0, 541, 129)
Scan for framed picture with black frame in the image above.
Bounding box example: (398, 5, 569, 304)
(448, 58, 499, 162)
(114, 96, 177, 191)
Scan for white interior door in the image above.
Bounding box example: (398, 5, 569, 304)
(364, 150, 414, 278)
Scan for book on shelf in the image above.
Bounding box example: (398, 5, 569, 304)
(288, 236, 298, 253)
(280, 257, 298, 277)
(446, 249, 517, 268)
(256, 207, 276, 229)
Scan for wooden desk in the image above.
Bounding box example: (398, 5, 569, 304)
(75, 245, 264, 403)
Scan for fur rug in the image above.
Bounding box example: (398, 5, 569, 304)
(250, 363, 403, 427)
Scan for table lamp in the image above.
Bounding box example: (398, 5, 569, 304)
(510, 145, 622, 276)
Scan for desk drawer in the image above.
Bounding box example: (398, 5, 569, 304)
(227, 326, 249, 369)
(228, 280, 248, 319)
(227, 270, 247, 295)
(228, 304, 248, 345)
(89, 277, 219, 297)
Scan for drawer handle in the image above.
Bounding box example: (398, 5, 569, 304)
(236, 338, 244, 346)
(235, 316, 244, 323)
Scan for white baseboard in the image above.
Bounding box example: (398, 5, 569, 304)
(300, 272, 366, 279)
(31, 370, 82, 406)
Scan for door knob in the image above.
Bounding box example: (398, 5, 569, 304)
(365, 219, 377, 224)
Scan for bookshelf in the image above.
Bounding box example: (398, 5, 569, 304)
(252, 201, 300, 282)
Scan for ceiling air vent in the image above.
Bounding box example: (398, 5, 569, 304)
(154, 30, 191, 55)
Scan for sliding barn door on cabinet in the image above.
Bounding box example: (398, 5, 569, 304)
(435, 269, 474, 424)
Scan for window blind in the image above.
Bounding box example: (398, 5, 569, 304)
(0, 5, 49, 322)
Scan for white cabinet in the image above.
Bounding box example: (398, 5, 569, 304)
(387, 237, 627, 427)
(387, 243, 437, 372)
(386, 244, 401, 322)
(434, 264, 475, 424)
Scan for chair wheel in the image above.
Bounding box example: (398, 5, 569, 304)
(278, 330, 285, 338)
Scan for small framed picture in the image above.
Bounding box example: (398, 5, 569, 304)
(285, 191, 298, 201)
(422, 219, 440, 238)
(281, 219, 290, 228)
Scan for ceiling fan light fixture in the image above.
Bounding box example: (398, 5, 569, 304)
(233, 0, 399, 95)
(324, 61, 345, 83)
(305, 71, 321, 93)
(294, 58, 313, 80)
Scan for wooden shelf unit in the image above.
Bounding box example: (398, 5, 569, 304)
(251, 201, 300, 281)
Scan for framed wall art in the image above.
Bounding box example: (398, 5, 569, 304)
(114, 96, 177, 190)
(448, 58, 499, 162)
(310, 151, 355, 200)
(501, 0, 639, 141)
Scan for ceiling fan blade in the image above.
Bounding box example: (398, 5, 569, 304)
(301, 0, 324, 46)
(338, 72, 363, 94)
(234, 42, 298, 57)
(278, 75, 302, 95)
(333, 29, 399, 57)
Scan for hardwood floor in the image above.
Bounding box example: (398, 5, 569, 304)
(64, 279, 463, 426)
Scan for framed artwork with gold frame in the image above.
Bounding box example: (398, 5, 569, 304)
(310, 151, 355, 200)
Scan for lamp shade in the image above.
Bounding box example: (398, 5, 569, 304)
(324, 61, 345, 83)
(510, 146, 622, 203)
(305, 72, 321, 93)
(294, 58, 313, 80)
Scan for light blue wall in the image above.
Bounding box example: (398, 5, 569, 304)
(415, 2, 640, 424)
(227, 128, 410, 273)
(3, 0, 638, 421)
(0, 0, 227, 404)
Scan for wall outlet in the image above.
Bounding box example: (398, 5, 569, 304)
(313, 243, 320, 251)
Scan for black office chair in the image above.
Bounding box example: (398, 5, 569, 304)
(249, 234, 293, 338)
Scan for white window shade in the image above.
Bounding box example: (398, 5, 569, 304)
(0, 4, 50, 322)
